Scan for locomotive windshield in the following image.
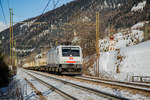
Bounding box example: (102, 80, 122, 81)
(62, 47, 80, 57)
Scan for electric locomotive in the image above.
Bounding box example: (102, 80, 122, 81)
(47, 45, 82, 74)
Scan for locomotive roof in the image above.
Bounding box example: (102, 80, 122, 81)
(59, 45, 81, 47)
(48, 45, 81, 52)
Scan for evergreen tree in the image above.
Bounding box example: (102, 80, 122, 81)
(0, 52, 10, 88)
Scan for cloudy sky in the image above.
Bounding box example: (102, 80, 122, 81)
(0, 0, 73, 32)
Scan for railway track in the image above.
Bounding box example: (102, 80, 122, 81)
(24, 71, 78, 100)
(25, 69, 130, 100)
(74, 75, 150, 93)
(24, 78, 47, 100)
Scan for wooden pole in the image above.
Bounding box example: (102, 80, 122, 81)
(96, 12, 100, 77)
(144, 24, 148, 41)
(9, 8, 12, 65)
(14, 40, 17, 66)
(11, 9, 14, 65)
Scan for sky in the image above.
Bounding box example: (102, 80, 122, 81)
(0, 0, 73, 32)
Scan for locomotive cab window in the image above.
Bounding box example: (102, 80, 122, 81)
(62, 47, 80, 57)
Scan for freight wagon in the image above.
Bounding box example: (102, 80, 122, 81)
(24, 45, 83, 75)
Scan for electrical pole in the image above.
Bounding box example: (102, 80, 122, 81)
(9, 8, 12, 65)
(144, 24, 148, 41)
(96, 12, 100, 77)
(14, 40, 17, 66)
(12, 9, 14, 65)
(9, 8, 14, 65)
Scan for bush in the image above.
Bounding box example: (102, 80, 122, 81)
(0, 54, 10, 88)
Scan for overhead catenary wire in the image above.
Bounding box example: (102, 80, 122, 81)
(12, 13, 26, 21)
(53, 0, 60, 9)
(42, 0, 52, 15)
(0, 0, 7, 24)
(37, 0, 60, 21)
(42, 0, 59, 14)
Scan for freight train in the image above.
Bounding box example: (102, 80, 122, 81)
(23, 45, 83, 75)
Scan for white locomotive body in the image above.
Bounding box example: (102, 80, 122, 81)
(47, 45, 82, 74)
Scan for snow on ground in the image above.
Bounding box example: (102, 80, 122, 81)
(98, 41, 150, 81)
(16, 69, 40, 100)
(94, 22, 150, 82)
(100, 28, 144, 52)
(0, 69, 40, 100)
(29, 70, 150, 100)
(131, 1, 146, 12)
(131, 21, 149, 30)
(119, 40, 150, 76)
(27, 70, 108, 100)
(19, 69, 66, 100)
(20, 19, 36, 28)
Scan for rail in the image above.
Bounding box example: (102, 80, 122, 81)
(24, 71, 78, 100)
(27, 70, 130, 100)
(24, 78, 47, 100)
(73, 76, 150, 93)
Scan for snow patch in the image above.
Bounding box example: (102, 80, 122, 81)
(131, 1, 146, 12)
(20, 19, 37, 28)
(98, 41, 150, 81)
(131, 21, 149, 29)
(82, 16, 91, 22)
(120, 41, 150, 76)
(33, 70, 150, 100)
(91, 24, 150, 81)
(118, 3, 121, 8)
(100, 29, 144, 52)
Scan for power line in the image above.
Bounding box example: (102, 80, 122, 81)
(0, 0, 7, 24)
(41, 0, 60, 15)
(13, 13, 25, 20)
(53, 0, 60, 9)
(42, 0, 52, 15)
(37, 0, 60, 21)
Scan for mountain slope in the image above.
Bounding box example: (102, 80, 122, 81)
(0, 0, 150, 57)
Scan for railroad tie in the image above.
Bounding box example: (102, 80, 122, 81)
(25, 78, 47, 100)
